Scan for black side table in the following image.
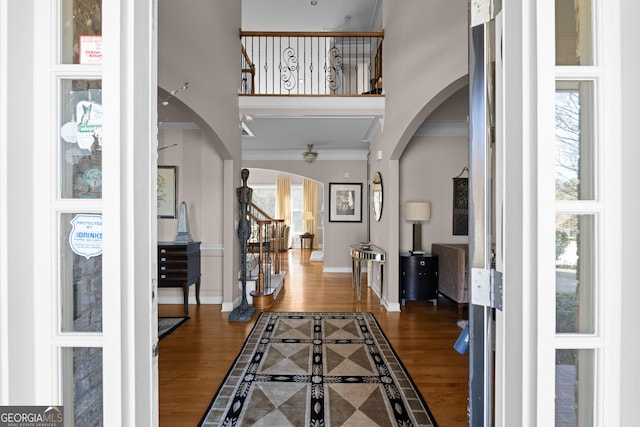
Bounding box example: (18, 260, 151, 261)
(399, 252, 438, 306)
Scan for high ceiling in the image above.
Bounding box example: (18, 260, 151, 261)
(240, 0, 383, 160)
(242, 0, 382, 32)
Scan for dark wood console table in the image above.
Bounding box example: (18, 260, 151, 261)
(158, 241, 201, 314)
(400, 252, 438, 306)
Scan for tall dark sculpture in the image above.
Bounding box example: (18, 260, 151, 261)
(229, 168, 256, 322)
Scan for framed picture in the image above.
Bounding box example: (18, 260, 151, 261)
(157, 166, 177, 218)
(329, 182, 362, 222)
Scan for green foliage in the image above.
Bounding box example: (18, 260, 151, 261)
(555, 178, 579, 200)
(556, 291, 577, 333)
(556, 230, 570, 260)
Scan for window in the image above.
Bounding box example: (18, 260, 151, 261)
(252, 184, 304, 233)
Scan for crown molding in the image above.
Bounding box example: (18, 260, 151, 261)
(158, 121, 199, 129)
(243, 148, 369, 161)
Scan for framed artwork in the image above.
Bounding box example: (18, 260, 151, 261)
(329, 182, 362, 222)
(157, 166, 177, 218)
(452, 176, 468, 235)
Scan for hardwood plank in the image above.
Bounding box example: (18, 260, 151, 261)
(159, 249, 468, 426)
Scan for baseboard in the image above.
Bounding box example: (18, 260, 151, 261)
(157, 294, 224, 305)
(322, 267, 352, 273)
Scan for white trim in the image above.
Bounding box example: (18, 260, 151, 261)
(493, 10, 505, 427)
(598, 0, 623, 423)
(529, 0, 625, 425)
(498, 1, 536, 423)
(243, 148, 369, 161)
(239, 95, 385, 115)
(0, 0, 9, 405)
(536, 0, 559, 424)
(104, 0, 159, 423)
(101, 0, 124, 423)
(221, 301, 235, 312)
(32, 0, 56, 403)
(321, 267, 351, 273)
(158, 121, 199, 129)
(157, 293, 220, 305)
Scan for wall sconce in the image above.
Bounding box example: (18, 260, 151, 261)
(159, 82, 189, 106)
(405, 201, 431, 254)
(303, 144, 318, 163)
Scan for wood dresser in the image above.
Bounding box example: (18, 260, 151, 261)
(158, 241, 201, 314)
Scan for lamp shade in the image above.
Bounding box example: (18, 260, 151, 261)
(302, 211, 314, 221)
(404, 202, 431, 222)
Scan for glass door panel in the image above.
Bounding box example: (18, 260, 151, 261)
(555, 0, 593, 65)
(555, 349, 595, 426)
(555, 214, 595, 334)
(59, 212, 102, 333)
(62, 347, 103, 426)
(59, 79, 102, 199)
(555, 81, 594, 201)
(60, 0, 103, 65)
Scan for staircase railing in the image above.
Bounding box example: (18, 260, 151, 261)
(240, 30, 384, 96)
(247, 203, 286, 306)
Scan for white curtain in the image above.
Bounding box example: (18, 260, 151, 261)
(276, 176, 291, 225)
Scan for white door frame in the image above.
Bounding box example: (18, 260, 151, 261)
(495, 0, 623, 425)
(0, 1, 158, 424)
(102, 1, 158, 425)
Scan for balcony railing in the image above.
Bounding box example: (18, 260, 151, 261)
(240, 30, 383, 96)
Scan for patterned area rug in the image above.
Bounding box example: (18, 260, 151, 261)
(199, 312, 437, 426)
(158, 316, 189, 341)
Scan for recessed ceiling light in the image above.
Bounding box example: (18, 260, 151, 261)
(310, 1, 318, 6)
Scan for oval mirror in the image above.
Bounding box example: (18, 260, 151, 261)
(372, 172, 383, 221)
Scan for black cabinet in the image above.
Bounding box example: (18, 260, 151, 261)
(158, 241, 201, 314)
(400, 252, 438, 306)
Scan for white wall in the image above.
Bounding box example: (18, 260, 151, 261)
(400, 135, 468, 252)
(157, 127, 225, 304)
(399, 87, 469, 252)
(369, 0, 469, 305)
(158, 0, 242, 309)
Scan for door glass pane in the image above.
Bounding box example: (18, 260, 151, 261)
(62, 347, 103, 426)
(60, 79, 103, 199)
(61, 0, 103, 64)
(555, 349, 594, 426)
(555, 82, 594, 201)
(556, 214, 595, 334)
(60, 213, 103, 332)
(555, 0, 593, 65)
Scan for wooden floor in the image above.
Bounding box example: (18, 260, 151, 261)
(159, 249, 469, 426)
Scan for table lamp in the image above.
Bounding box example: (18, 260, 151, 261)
(405, 202, 431, 254)
(302, 211, 314, 234)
